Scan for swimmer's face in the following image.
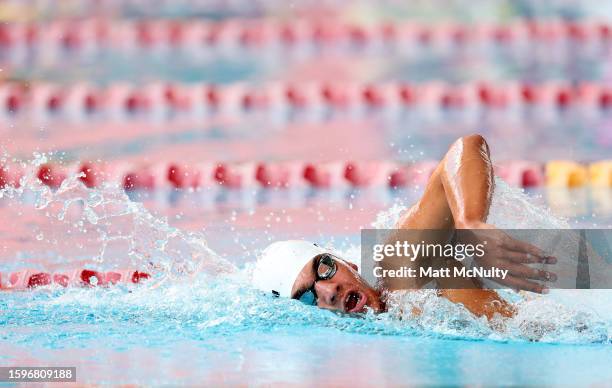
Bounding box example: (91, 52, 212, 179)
(291, 254, 383, 314)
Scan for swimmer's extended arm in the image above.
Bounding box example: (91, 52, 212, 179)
(394, 135, 517, 319)
(398, 134, 562, 319)
(439, 137, 555, 294)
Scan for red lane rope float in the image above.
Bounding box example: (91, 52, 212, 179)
(1, 160, 610, 191)
(0, 163, 22, 188)
(1, 81, 612, 122)
(0, 19, 611, 55)
(495, 161, 545, 188)
(0, 268, 150, 290)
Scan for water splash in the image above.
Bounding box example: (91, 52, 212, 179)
(1, 157, 610, 345)
(371, 178, 570, 230)
(488, 178, 570, 229)
(368, 177, 610, 344)
(0, 152, 233, 280)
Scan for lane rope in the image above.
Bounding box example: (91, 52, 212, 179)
(2, 160, 611, 189)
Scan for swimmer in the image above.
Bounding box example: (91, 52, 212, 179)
(252, 134, 557, 320)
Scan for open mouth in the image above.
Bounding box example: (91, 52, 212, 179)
(344, 290, 367, 313)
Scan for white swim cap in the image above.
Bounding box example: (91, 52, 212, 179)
(252, 240, 326, 298)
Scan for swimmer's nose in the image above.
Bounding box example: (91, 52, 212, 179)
(314, 281, 340, 307)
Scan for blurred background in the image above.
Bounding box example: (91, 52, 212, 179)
(1, 2, 612, 385)
(0, 0, 611, 263)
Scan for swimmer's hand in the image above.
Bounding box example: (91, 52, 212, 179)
(456, 221, 557, 294)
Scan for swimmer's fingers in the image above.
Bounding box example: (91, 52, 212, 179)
(503, 251, 540, 263)
(503, 250, 557, 265)
(502, 236, 550, 261)
(497, 275, 549, 294)
(503, 261, 557, 282)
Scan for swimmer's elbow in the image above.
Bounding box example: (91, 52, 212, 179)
(458, 134, 488, 150)
(447, 134, 490, 160)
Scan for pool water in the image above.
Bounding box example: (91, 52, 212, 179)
(2, 284, 612, 386)
(1, 2, 612, 386)
(1, 169, 611, 386)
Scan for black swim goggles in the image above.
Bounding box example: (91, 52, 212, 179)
(295, 253, 338, 306)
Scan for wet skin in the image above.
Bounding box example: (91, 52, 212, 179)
(291, 255, 384, 314)
(291, 134, 552, 320)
